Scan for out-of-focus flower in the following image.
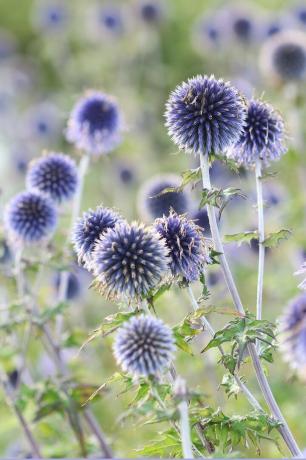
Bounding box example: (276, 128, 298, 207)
(53, 270, 81, 301)
(138, 1, 163, 24)
(96, 5, 124, 36)
(33, 1, 69, 33)
(113, 315, 175, 377)
(165, 75, 246, 156)
(23, 102, 61, 145)
(190, 208, 210, 236)
(4, 191, 57, 244)
(66, 91, 122, 155)
(279, 292, 306, 380)
(138, 174, 191, 221)
(260, 30, 306, 83)
(26, 153, 78, 204)
(228, 99, 287, 167)
(92, 222, 169, 300)
(72, 206, 123, 267)
(154, 211, 205, 282)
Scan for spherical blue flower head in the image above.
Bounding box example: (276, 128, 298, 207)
(26, 153, 78, 204)
(4, 191, 57, 244)
(54, 271, 81, 301)
(232, 16, 253, 43)
(228, 99, 287, 168)
(72, 206, 123, 266)
(25, 103, 61, 144)
(118, 165, 135, 185)
(295, 6, 306, 26)
(154, 211, 205, 282)
(66, 91, 122, 156)
(138, 174, 191, 221)
(139, 1, 162, 23)
(261, 31, 306, 82)
(92, 222, 169, 301)
(98, 6, 123, 34)
(113, 315, 175, 377)
(165, 75, 246, 156)
(280, 293, 306, 374)
(35, 2, 68, 31)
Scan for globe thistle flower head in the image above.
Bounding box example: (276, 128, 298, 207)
(34, 1, 68, 32)
(228, 99, 287, 168)
(66, 91, 122, 156)
(113, 315, 175, 377)
(24, 102, 61, 145)
(279, 293, 306, 377)
(295, 6, 306, 26)
(4, 191, 57, 245)
(138, 174, 191, 221)
(92, 222, 169, 301)
(260, 30, 306, 83)
(165, 75, 246, 156)
(154, 211, 205, 282)
(117, 164, 135, 185)
(232, 15, 254, 43)
(138, 1, 163, 24)
(97, 6, 124, 35)
(72, 206, 123, 267)
(26, 152, 78, 204)
(54, 271, 81, 301)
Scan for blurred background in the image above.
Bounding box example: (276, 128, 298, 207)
(1, 0, 306, 457)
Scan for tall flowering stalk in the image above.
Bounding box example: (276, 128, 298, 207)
(165, 74, 302, 457)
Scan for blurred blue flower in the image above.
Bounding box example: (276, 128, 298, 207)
(154, 211, 205, 282)
(4, 191, 57, 244)
(117, 164, 135, 185)
(34, 1, 68, 32)
(190, 208, 210, 236)
(72, 206, 123, 266)
(228, 99, 286, 167)
(138, 1, 163, 24)
(54, 270, 81, 301)
(232, 15, 254, 43)
(260, 30, 306, 82)
(92, 222, 169, 300)
(165, 75, 246, 156)
(138, 174, 190, 221)
(113, 315, 175, 377)
(24, 102, 61, 145)
(66, 91, 122, 155)
(26, 152, 78, 204)
(97, 5, 124, 35)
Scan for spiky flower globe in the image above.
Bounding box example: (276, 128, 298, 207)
(26, 152, 78, 203)
(66, 91, 122, 155)
(260, 30, 306, 83)
(4, 191, 57, 244)
(138, 174, 191, 221)
(228, 99, 287, 168)
(165, 75, 246, 156)
(154, 211, 205, 282)
(72, 206, 123, 266)
(113, 315, 175, 377)
(279, 293, 306, 380)
(92, 222, 169, 300)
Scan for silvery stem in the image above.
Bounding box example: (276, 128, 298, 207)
(199, 152, 302, 458)
(176, 379, 194, 459)
(255, 159, 265, 322)
(187, 286, 263, 413)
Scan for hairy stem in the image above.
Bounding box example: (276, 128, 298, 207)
(187, 286, 263, 413)
(177, 391, 194, 458)
(255, 159, 265, 322)
(0, 370, 42, 458)
(200, 153, 302, 458)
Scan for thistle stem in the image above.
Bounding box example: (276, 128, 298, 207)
(255, 159, 265, 322)
(187, 286, 263, 413)
(176, 380, 194, 459)
(0, 370, 42, 458)
(199, 153, 302, 458)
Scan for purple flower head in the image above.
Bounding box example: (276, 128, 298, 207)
(154, 211, 205, 282)
(228, 99, 287, 168)
(34, 2, 68, 32)
(260, 30, 306, 82)
(24, 102, 61, 145)
(92, 222, 169, 300)
(97, 6, 123, 35)
(138, 174, 191, 221)
(54, 270, 81, 301)
(165, 75, 246, 156)
(4, 191, 57, 244)
(280, 293, 306, 376)
(26, 152, 78, 204)
(138, 1, 163, 23)
(72, 206, 123, 267)
(66, 91, 122, 155)
(113, 315, 175, 377)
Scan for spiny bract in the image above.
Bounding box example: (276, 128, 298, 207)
(72, 206, 123, 266)
(165, 74, 246, 156)
(4, 191, 57, 244)
(66, 91, 122, 155)
(113, 314, 176, 377)
(154, 211, 206, 282)
(92, 222, 169, 300)
(228, 99, 287, 167)
(26, 152, 78, 203)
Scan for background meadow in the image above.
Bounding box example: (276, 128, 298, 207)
(1, 0, 306, 458)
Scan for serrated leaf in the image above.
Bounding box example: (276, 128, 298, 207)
(37, 302, 68, 324)
(153, 167, 201, 196)
(263, 229, 291, 248)
(224, 231, 258, 246)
